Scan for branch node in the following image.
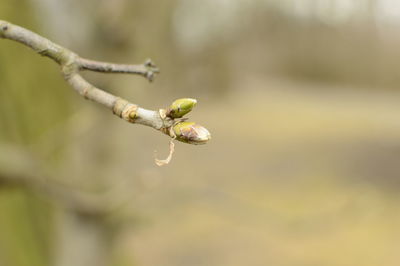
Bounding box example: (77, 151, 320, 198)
(112, 98, 138, 123)
(121, 104, 138, 123)
(113, 98, 129, 117)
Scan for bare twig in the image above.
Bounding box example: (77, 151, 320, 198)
(77, 58, 160, 81)
(0, 20, 173, 134)
(0, 20, 210, 166)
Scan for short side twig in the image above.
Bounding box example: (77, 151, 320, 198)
(77, 58, 160, 81)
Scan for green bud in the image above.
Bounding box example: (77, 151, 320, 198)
(167, 98, 197, 118)
(173, 121, 211, 145)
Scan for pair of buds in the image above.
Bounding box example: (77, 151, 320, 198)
(165, 98, 211, 145)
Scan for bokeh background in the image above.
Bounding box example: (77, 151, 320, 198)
(1, 0, 400, 266)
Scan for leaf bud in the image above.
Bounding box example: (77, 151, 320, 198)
(167, 98, 197, 118)
(173, 121, 211, 145)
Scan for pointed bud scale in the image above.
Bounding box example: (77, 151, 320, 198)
(167, 98, 197, 118)
(173, 121, 211, 145)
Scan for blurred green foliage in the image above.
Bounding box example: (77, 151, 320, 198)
(0, 1, 70, 266)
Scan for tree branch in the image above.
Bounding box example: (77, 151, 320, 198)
(0, 20, 167, 128)
(0, 20, 210, 164)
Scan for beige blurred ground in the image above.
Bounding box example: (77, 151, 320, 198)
(121, 79, 400, 266)
(1, 1, 400, 266)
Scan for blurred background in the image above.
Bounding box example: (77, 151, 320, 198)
(1, 0, 400, 265)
